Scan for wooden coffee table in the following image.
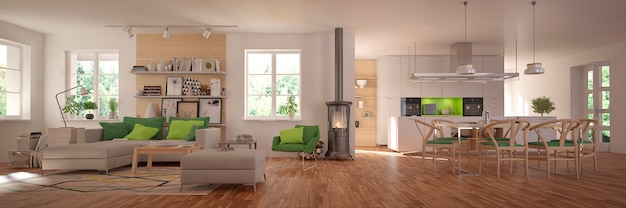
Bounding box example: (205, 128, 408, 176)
(131, 145, 202, 175)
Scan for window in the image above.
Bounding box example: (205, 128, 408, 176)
(0, 38, 30, 120)
(68, 51, 119, 118)
(245, 50, 301, 120)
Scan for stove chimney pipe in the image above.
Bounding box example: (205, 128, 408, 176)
(335, 27, 343, 101)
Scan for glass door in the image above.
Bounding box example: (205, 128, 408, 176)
(583, 63, 610, 151)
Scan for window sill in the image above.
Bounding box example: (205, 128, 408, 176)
(244, 117, 302, 121)
(65, 118, 120, 122)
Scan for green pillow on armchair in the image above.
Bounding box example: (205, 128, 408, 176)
(272, 125, 320, 171)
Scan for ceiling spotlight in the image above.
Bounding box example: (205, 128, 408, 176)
(525, 1, 545, 75)
(123, 27, 134, 38)
(202, 28, 212, 39)
(163, 27, 170, 39)
(456, 1, 476, 75)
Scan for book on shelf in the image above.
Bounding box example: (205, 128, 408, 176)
(132, 66, 147, 71)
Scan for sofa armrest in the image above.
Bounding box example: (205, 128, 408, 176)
(272, 136, 281, 147)
(76, 128, 104, 143)
(304, 136, 321, 153)
(195, 127, 221, 149)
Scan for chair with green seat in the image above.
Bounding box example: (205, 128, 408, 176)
(431, 119, 470, 162)
(415, 119, 456, 174)
(271, 125, 320, 171)
(551, 119, 598, 174)
(478, 119, 531, 180)
(527, 119, 581, 180)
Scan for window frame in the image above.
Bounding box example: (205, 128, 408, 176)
(67, 50, 119, 119)
(244, 49, 301, 120)
(0, 38, 30, 120)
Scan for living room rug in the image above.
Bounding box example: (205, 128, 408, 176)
(0, 166, 219, 195)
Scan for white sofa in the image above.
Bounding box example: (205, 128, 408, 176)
(41, 127, 221, 174)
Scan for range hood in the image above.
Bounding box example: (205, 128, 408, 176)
(408, 42, 519, 83)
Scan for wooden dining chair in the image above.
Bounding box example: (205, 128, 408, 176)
(561, 119, 599, 173)
(431, 119, 471, 162)
(414, 119, 456, 174)
(478, 119, 531, 180)
(527, 119, 581, 180)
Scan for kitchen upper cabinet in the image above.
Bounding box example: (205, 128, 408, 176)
(377, 56, 402, 98)
(462, 82, 484, 97)
(400, 56, 422, 97)
(482, 55, 504, 73)
(442, 82, 463, 97)
(471, 56, 484, 73)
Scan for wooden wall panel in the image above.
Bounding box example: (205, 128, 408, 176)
(355, 60, 377, 146)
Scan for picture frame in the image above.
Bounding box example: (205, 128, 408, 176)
(161, 98, 182, 123)
(201, 58, 217, 72)
(199, 98, 222, 124)
(176, 101, 199, 118)
(166, 76, 183, 96)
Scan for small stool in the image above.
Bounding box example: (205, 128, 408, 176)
(180, 149, 266, 192)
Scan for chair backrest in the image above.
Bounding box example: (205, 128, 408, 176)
(529, 119, 581, 147)
(413, 119, 436, 146)
(578, 119, 598, 144)
(431, 119, 454, 138)
(480, 119, 531, 147)
(295, 125, 320, 144)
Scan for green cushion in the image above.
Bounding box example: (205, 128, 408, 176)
(272, 143, 306, 152)
(481, 141, 522, 147)
(124, 124, 160, 140)
(529, 141, 575, 147)
(123, 117, 165, 140)
(482, 137, 511, 141)
(166, 120, 205, 140)
(169, 117, 210, 128)
(436, 137, 467, 141)
(295, 125, 320, 144)
(426, 140, 454, 144)
(279, 127, 304, 145)
(99, 122, 129, 140)
(184, 125, 205, 141)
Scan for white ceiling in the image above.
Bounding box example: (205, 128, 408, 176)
(1, 0, 626, 63)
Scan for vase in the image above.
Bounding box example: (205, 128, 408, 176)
(289, 114, 295, 120)
(109, 112, 117, 119)
(157, 60, 165, 71)
(86, 114, 94, 120)
(147, 62, 155, 71)
(144, 102, 157, 118)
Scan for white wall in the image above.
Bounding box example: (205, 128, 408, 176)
(43, 33, 136, 129)
(226, 33, 356, 157)
(0, 20, 44, 163)
(506, 41, 626, 153)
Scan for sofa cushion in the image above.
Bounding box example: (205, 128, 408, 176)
(125, 124, 159, 140)
(99, 122, 130, 140)
(123, 117, 165, 140)
(43, 141, 145, 159)
(184, 125, 205, 141)
(166, 120, 205, 140)
(169, 117, 210, 128)
(279, 127, 304, 145)
(181, 149, 266, 170)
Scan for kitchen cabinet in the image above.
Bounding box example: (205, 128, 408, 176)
(377, 56, 403, 145)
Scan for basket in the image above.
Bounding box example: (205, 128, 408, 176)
(8, 151, 31, 168)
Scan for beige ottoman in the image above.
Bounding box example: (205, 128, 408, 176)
(180, 149, 266, 192)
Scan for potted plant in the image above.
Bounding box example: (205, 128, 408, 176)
(278, 95, 298, 119)
(531, 96, 555, 116)
(108, 98, 118, 119)
(83, 101, 98, 119)
(61, 95, 80, 119)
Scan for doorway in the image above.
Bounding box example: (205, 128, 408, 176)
(572, 62, 610, 152)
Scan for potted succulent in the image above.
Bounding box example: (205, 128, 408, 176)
(108, 98, 118, 119)
(83, 101, 98, 119)
(62, 95, 80, 119)
(531, 96, 555, 116)
(278, 95, 298, 119)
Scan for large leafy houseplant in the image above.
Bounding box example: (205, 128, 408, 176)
(62, 95, 80, 118)
(278, 95, 298, 119)
(531, 96, 555, 116)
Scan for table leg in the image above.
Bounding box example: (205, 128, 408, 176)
(147, 154, 153, 170)
(131, 150, 139, 175)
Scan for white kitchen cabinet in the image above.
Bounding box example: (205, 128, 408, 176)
(400, 56, 422, 97)
(471, 56, 484, 73)
(442, 82, 463, 97)
(462, 82, 484, 97)
(377, 56, 403, 145)
(482, 56, 504, 73)
(389, 116, 422, 152)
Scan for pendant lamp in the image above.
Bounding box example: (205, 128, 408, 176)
(457, 1, 476, 75)
(525, 1, 545, 75)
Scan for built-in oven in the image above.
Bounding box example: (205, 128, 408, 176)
(463, 97, 483, 116)
(401, 97, 421, 116)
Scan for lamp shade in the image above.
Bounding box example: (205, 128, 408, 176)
(524, 63, 544, 74)
(144, 102, 157, 118)
(456, 64, 476, 75)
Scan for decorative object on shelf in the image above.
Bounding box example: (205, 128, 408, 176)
(142, 86, 161, 96)
(278, 95, 298, 119)
(531, 96, 555, 116)
(202, 58, 219, 72)
(144, 102, 157, 118)
(108, 98, 118, 119)
(358, 100, 364, 108)
(363, 111, 371, 118)
(56, 86, 89, 127)
(83, 101, 98, 120)
(182, 78, 202, 96)
(132, 65, 147, 71)
(166, 76, 183, 96)
(177, 101, 199, 118)
(356, 79, 368, 88)
(147, 62, 156, 71)
(161, 98, 182, 123)
(157, 60, 166, 71)
(199, 98, 222, 124)
(236, 134, 253, 142)
(210, 78, 221, 96)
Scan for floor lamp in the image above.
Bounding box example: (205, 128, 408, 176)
(56, 86, 89, 127)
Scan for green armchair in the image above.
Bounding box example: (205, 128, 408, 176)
(272, 125, 320, 171)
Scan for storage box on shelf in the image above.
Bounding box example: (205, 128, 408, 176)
(8, 150, 31, 168)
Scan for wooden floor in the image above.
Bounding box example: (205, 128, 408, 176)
(1, 146, 626, 208)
